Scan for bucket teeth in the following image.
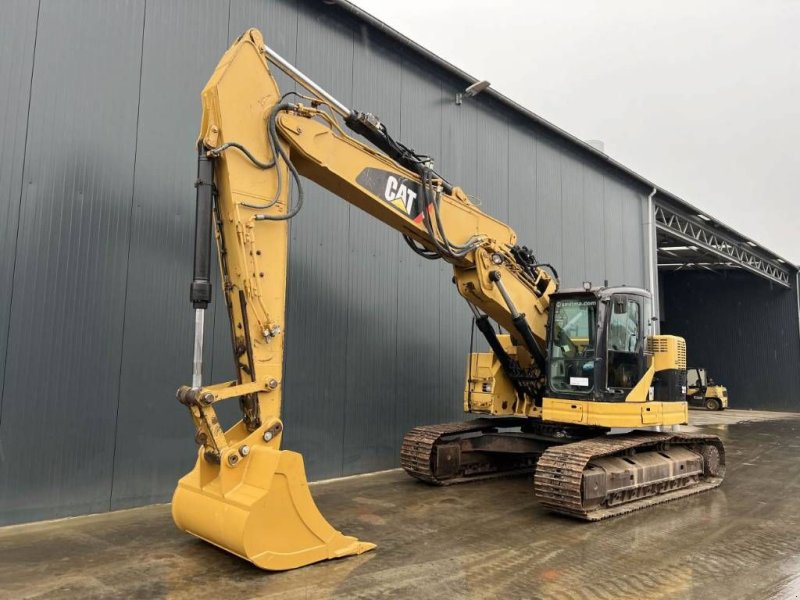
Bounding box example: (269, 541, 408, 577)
(333, 540, 377, 559)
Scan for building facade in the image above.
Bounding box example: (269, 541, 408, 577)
(0, 0, 795, 526)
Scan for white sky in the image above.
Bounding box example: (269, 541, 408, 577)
(353, 0, 800, 264)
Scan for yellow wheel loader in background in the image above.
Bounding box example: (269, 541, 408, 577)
(171, 29, 725, 571)
(687, 367, 729, 410)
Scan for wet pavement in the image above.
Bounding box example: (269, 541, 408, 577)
(1, 411, 799, 599)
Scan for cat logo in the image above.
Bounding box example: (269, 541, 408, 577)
(356, 167, 423, 221)
(384, 175, 418, 215)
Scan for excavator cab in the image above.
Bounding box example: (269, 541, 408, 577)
(540, 286, 689, 428)
(547, 287, 651, 401)
(547, 293, 598, 393)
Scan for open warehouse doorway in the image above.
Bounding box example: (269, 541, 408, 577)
(654, 200, 800, 411)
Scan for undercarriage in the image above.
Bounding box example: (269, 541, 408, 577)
(401, 418, 725, 520)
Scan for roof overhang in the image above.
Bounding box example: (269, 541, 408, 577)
(655, 203, 792, 287)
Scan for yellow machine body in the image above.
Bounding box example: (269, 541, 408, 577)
(704, 386, 730, 408)
(539, 398, 687, 427)
(173, 29, 713, 571)
(465, 332, 689, 427)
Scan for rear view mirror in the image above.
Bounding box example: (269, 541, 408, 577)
(613, 299, 626, 314)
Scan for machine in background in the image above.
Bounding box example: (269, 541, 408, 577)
(687, 367, 729, 410)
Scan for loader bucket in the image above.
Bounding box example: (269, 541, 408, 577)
(172, 444, 375, 571)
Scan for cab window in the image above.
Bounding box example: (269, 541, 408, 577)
(548, 298, 597, 393)
(607, 297, 641, 389)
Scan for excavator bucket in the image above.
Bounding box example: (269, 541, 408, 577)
(172, 443, 375, 571)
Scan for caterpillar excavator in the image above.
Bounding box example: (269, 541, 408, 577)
(171, 29, 725, 571)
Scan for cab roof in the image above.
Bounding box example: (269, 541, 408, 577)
(551, 285, 653, 301)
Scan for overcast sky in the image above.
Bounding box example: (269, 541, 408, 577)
(353, 0, 800, 264)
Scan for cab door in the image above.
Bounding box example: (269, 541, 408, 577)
(605, 295, 645, 392)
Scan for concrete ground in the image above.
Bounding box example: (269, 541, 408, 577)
(1, 409, 799, 600)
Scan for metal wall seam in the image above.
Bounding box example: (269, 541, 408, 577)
(107, 0, 148, 513)
(0, 0, 41, 428)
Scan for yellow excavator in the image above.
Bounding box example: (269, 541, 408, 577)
(171, 29, 725, 571)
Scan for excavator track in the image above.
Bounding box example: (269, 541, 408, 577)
(401, 418, 599, 485)
(534, 431, 725, 521)
(401, 419, 536, 484)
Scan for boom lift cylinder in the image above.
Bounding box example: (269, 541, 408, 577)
(189, 151, 214, 387)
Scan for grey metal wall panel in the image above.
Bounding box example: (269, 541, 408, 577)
(464, 103, 510, 358)
(442, 96, 480, 195)
(560, 151, 585, 287)
(622, 187, 646, 288)
(582, 168, 606, 285)
(662, 270, 800, 411)
(473, 106, 509, 222)
(109, 0, 230, 510)
(507, 125, 538, 246)
(602, 177, 626, 286)
(439, 91, 480, 416)
(643, 198, 660, 324)
(341, 37, 402, 474)
(535, 139, 563, 272)
(601, 175, 645, 289)
(0, 0, 145, 525)
(0, 0, 38, 422)
(395, 56, 446, 433)
(280, 7, 355, 479)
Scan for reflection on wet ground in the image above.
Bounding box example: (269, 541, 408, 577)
(0, 413, 798, 599)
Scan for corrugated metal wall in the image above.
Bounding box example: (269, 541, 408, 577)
(661, 270, 800, 411)
(0, 0, 649, 525)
